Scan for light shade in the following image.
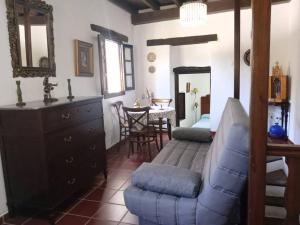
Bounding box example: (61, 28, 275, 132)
(180, 1, 207, 26)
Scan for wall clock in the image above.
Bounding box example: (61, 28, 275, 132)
(147, 52, 156, 62)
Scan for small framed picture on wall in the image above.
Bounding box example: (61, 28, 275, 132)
(74, 40, 94, 77)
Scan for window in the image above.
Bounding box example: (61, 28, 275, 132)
(123, 44, 135, 90)
(105, 39, 123, 93)
(98, 35, 125, 98)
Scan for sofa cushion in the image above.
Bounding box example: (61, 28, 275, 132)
(132, 163, 202, 198)
(124, 185, 198, 225)
(172, 127, 212, 143)
(152, 139, 210, 174)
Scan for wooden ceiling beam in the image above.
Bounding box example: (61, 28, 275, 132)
(132, 0, 290, 25)
(142, 0, 160, 10)
(108, 0, 138, 15)
(172, 0, 183, 7)
(147, 34, 218, 46)
(91, 24, 129, 43)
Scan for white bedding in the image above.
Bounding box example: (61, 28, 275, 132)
(192, 114, 210, 129)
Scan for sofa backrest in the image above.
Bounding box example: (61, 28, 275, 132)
(197, 98, 249, 224)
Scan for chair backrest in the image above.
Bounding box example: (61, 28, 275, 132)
(151, 98, 173, 107)
(123, 106, 151, 132)
(197, 98, 250, 225)
(112, 101, 127, 127)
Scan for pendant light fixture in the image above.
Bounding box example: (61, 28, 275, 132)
(180, 0, 208, 26)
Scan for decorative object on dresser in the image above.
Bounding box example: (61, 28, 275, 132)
(74, 40, 94, 77)
(43, 75, 58, 103)
(269, 62, 288, 103)
(67, 79, 75, 100)
(6, 0, 56, 78)
(0, 97, 106, 218)
(16, 81, 25, 107)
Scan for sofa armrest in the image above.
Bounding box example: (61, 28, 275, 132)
(172, 127, 212, 143)
(132, 163, 202, 198)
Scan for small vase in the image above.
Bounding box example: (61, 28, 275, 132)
(269, 123, 285, 138)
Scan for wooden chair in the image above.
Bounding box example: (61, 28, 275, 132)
(123, 106, 160, 159)
(150, 99, 173, 144)
(112, 101, 129, 150)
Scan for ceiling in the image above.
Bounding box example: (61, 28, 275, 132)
(108, 0, 290, 25)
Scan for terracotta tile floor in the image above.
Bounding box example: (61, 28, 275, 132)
(2, 136, 168, 225)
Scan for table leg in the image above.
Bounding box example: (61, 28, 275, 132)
(159, 117, 163, 149)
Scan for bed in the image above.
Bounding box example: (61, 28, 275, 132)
(192, 94, 211, 129)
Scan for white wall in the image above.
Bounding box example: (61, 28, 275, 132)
(133, 3, 291, 131)
(179, 73, 210, 127)
(288, 0, 300, 144)
(0, 0, 135, 216)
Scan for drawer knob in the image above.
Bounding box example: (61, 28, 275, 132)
(64, 136, 72, 143)
(65, 156, 74, 164)
(67, 178, 76, 185)
(61, 113, 71, 120)
(89, 145, 96, 151)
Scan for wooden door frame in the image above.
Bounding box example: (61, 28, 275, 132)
(173, 66, 211, 127)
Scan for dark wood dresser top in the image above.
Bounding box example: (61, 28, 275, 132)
(0, 96, 103, 110)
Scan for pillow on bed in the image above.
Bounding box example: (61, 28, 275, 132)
(201, 114, 210, 120)
(172, 127, 212, 143)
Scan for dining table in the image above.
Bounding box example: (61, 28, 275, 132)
(128, 105, 176, 149)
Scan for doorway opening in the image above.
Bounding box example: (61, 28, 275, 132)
(174, 66, 211, 127)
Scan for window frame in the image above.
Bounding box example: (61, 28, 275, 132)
(123, 44, 135, 91)
(98, 34, 125, 99)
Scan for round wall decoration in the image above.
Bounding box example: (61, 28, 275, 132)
(147, 52, 156, 62)
(244, 49, 251, 66)
(148, 66, 156, 74)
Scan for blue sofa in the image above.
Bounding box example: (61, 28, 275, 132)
(124, 98, 249, 225)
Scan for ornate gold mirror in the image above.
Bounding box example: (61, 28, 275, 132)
(6, 0, 56, 77)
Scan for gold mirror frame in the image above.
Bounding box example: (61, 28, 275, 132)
(6, 0, 56, 78)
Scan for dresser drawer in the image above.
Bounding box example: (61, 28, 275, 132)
(45, 127, 81, 159)
(43, 102, 103, 132)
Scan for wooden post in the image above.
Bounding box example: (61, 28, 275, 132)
(248, 0, 271, 224)
(285, 158, 300, 225)
(234, 0, 240, 99)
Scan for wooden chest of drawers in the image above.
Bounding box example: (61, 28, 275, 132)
(0, 96, 106, 214)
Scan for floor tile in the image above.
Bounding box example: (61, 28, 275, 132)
(3, 215, 30, 225)
(120, 179, 131, 191)
(108, 191, 125, 205)
(92, 203, 127, 222)
(121, 211, 139, 225)
(86, 219, 118, 225)
(85, 188, 117, 202)
(55, 215, 89, 225)
(23, 218, 51, 225)
(55, 197, 81, 213)
(68, 200, 103, 217)
(99, 177, 128, 190)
